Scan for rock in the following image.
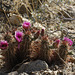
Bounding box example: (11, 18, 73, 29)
(18, 4, 26, 15)
(28, 71, 40, 75)
(41, 69, 52, 75)
(57, 71, 63, 75)
(17, 60, 48, 73)
(18, 4, 31, 16)
(0, 72, 7, 75)
(9, 14, 23, 25)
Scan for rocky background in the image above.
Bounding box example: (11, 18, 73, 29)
(0, 0, 75, 75)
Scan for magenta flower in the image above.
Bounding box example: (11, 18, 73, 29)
(41, 29, 44, 36)
(0, 40, 8, 50)
(22, 21, 31, 30)
(54, 39, 60, 44)
(64, 37, 73, 46)
(36, 30, 40, 35)
(15, 31, 23, 43)
(53, 39, 60, 48)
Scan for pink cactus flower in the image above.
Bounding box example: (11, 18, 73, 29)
(64, 37, 73, 46)
(22, 21, 31, 30)
(54, 39, 60, 44)
(15, 31, 23, 43)
(0, 40, 8, 50)
(54, 39, 60, 48)
(36, 30, 40, 36)
(41, 29, 44, 36)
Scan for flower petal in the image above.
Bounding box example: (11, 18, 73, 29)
(15, 31, 23, 42)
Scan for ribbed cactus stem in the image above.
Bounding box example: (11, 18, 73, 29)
(59, 44, 68, 61)
(40, 36, 51, 63)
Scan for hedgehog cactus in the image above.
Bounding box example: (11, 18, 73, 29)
(29, 40, 41, 60)
(40, 35, 51, 64)
(0, 40, 17, 70)
(18, 31, 31, 62)
(22, 31, 31, 57)
(15, 22, 31, 62)
(29, 35, 51, 64)
(0, 20, 74, 72)
(4, 43, 17, 70)
(59, 37, 73, 61)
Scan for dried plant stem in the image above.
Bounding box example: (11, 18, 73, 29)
(25, 0, 38, 22)
(53, 1, 73, 19)
(13, 0, 21, 15)
(25, 4, 30, 19)
(38, 0, 42, 5)
(32, 0, 35, 10)
(24, 3, 31, 15)
(2, 0, 11, 26)
(59, 45, 68, 61)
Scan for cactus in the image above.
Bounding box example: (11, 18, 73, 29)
(59, 37, 73, 61)
(0, 21, 73, 72)
(59, 41, 69, 61)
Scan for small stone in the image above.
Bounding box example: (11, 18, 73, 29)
(18, 4, 26, 15)
(55, 65, 59, 70)
(0, 72, 7, 75)
(29, 72, 40, 75)
(57, 70, 63, 75)
(19, 72, 29, 75)
(9, 14, 23, 25)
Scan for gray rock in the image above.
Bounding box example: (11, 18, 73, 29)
(0, 72, 7, 75)
(17, 60, 49, 73)
(9, 14, 23, 25)
(18, 4, 26, 15)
